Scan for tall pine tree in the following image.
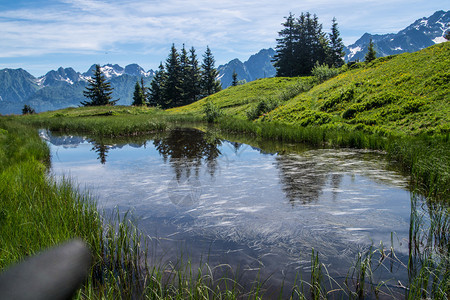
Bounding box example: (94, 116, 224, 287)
(294, 12, 328, 76)
(81, 64, 117, 106)
(148, 63, 166, 107)
(365, 39, 377, 62)
(327, 17, 345, 67)
(164, 44, 183, 108)
(231, 70, 238, 86)
(132, 80, 146, 106)
(273, 13, 297, 77)
(185, 46, 202, 104)
(200, 46, 221, 97)
(274, 13, 342, 77)
(179, 44, 192, 106)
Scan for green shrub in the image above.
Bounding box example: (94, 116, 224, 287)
(320, 87, 355, 111)
(401, 99, 426, 113)
(298, 110, 332, 126)
(312, 63, 340, 83)
(203, 100, 223, 123)
(278, 79, 313, 101)
(246, 97, 280, 121)
(342, 108, 358, 119)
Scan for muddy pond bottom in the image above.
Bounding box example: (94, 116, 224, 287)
(43, 128, 413, 295)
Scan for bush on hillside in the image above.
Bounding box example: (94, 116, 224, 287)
(246, 97, 280, 121)
(203, 100, 222, 123)
(312, 63, 340, 83)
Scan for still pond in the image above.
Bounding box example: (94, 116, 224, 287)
(41, 128, 417, 295)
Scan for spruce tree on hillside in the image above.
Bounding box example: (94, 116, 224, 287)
(365, 39, 377, 62)
(200, 46, 222, 97)
(179, 44, 191, 106)
(132, 80, 146, 106)
(149, 63, 166, 107)
(274, 12, 329, 76)
(22, 104, 35, 115)
(140, 77, 148, 102)
(164, 44, 183, 108)
(273, 13, 297, 77)
(327, 17, 345, 67)
(185, 47, 202, 104)
(231, 70, 238, 86)
(81, 64, 117, 106)
(294, 12, 328, 75)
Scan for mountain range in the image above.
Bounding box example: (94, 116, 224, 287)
(0, 64, 155, 114)
(0, 49, 275, 114)
(344, 10, 449, 61)
(217, 48, 277, 88)
(0, 10, 448, 115)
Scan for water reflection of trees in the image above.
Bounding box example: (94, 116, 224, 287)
(275, 155, 343, 205)
(153, 128, 222, 180)
(91, 142, 110, 164)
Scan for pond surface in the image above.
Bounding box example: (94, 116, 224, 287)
(42, 128, 414, 295)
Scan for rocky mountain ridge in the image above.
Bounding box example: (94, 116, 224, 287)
(344, 10, 449, 61)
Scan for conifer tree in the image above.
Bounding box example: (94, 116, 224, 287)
(200, 46, 222, 97)
(81, 64, 117, 106)
(327, 17, 345, 67)
(179, 44, 191, 106)
(164, 44, 183, 108)
(185, 46, 202, 104)
(132, 80, 146, 106)
(273, 13, 297, 77)
(295, 12, 328, 75)
(22, 104, 35, 115)
(365, 39, 377, 62)
(148, 63, 166, 107)
(140, 77, 148, 102)
(231, 70, 238, 86)
(274, 12, 329, 76)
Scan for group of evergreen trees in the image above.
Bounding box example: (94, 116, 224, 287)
(273, 12, 346, 77)
(82, 45, 221, 109)
(140, 44, 221, 109)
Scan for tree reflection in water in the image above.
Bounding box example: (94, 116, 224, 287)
(153, 128, 222, 181)
(153, 128, 222, 206)
(90, 141, 110, 165)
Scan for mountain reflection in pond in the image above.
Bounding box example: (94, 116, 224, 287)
(42, 128, 413, 294)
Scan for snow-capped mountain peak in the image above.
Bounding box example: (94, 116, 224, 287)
(100, 64, 124, 78)
(344, 10, 449, 62)
(83, 63, 153, 79)
(38, 67, 84, 86)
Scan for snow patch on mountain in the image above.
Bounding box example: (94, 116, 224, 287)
(347, 46, 362, 60)
(344, 10, 449, 62)
(100, 64, 125, 78)
(433, 36, 447, 43)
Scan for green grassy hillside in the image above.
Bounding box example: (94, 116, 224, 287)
(266, 42, 449, 136)
(169, 76, 314, 118)
(174, 42, 449, 137)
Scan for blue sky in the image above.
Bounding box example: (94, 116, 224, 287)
(0, 0, 448, 77)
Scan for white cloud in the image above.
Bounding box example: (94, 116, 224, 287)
(0, 0, 448, 73)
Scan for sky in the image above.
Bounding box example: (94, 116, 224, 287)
(0, 0, 448, 77)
